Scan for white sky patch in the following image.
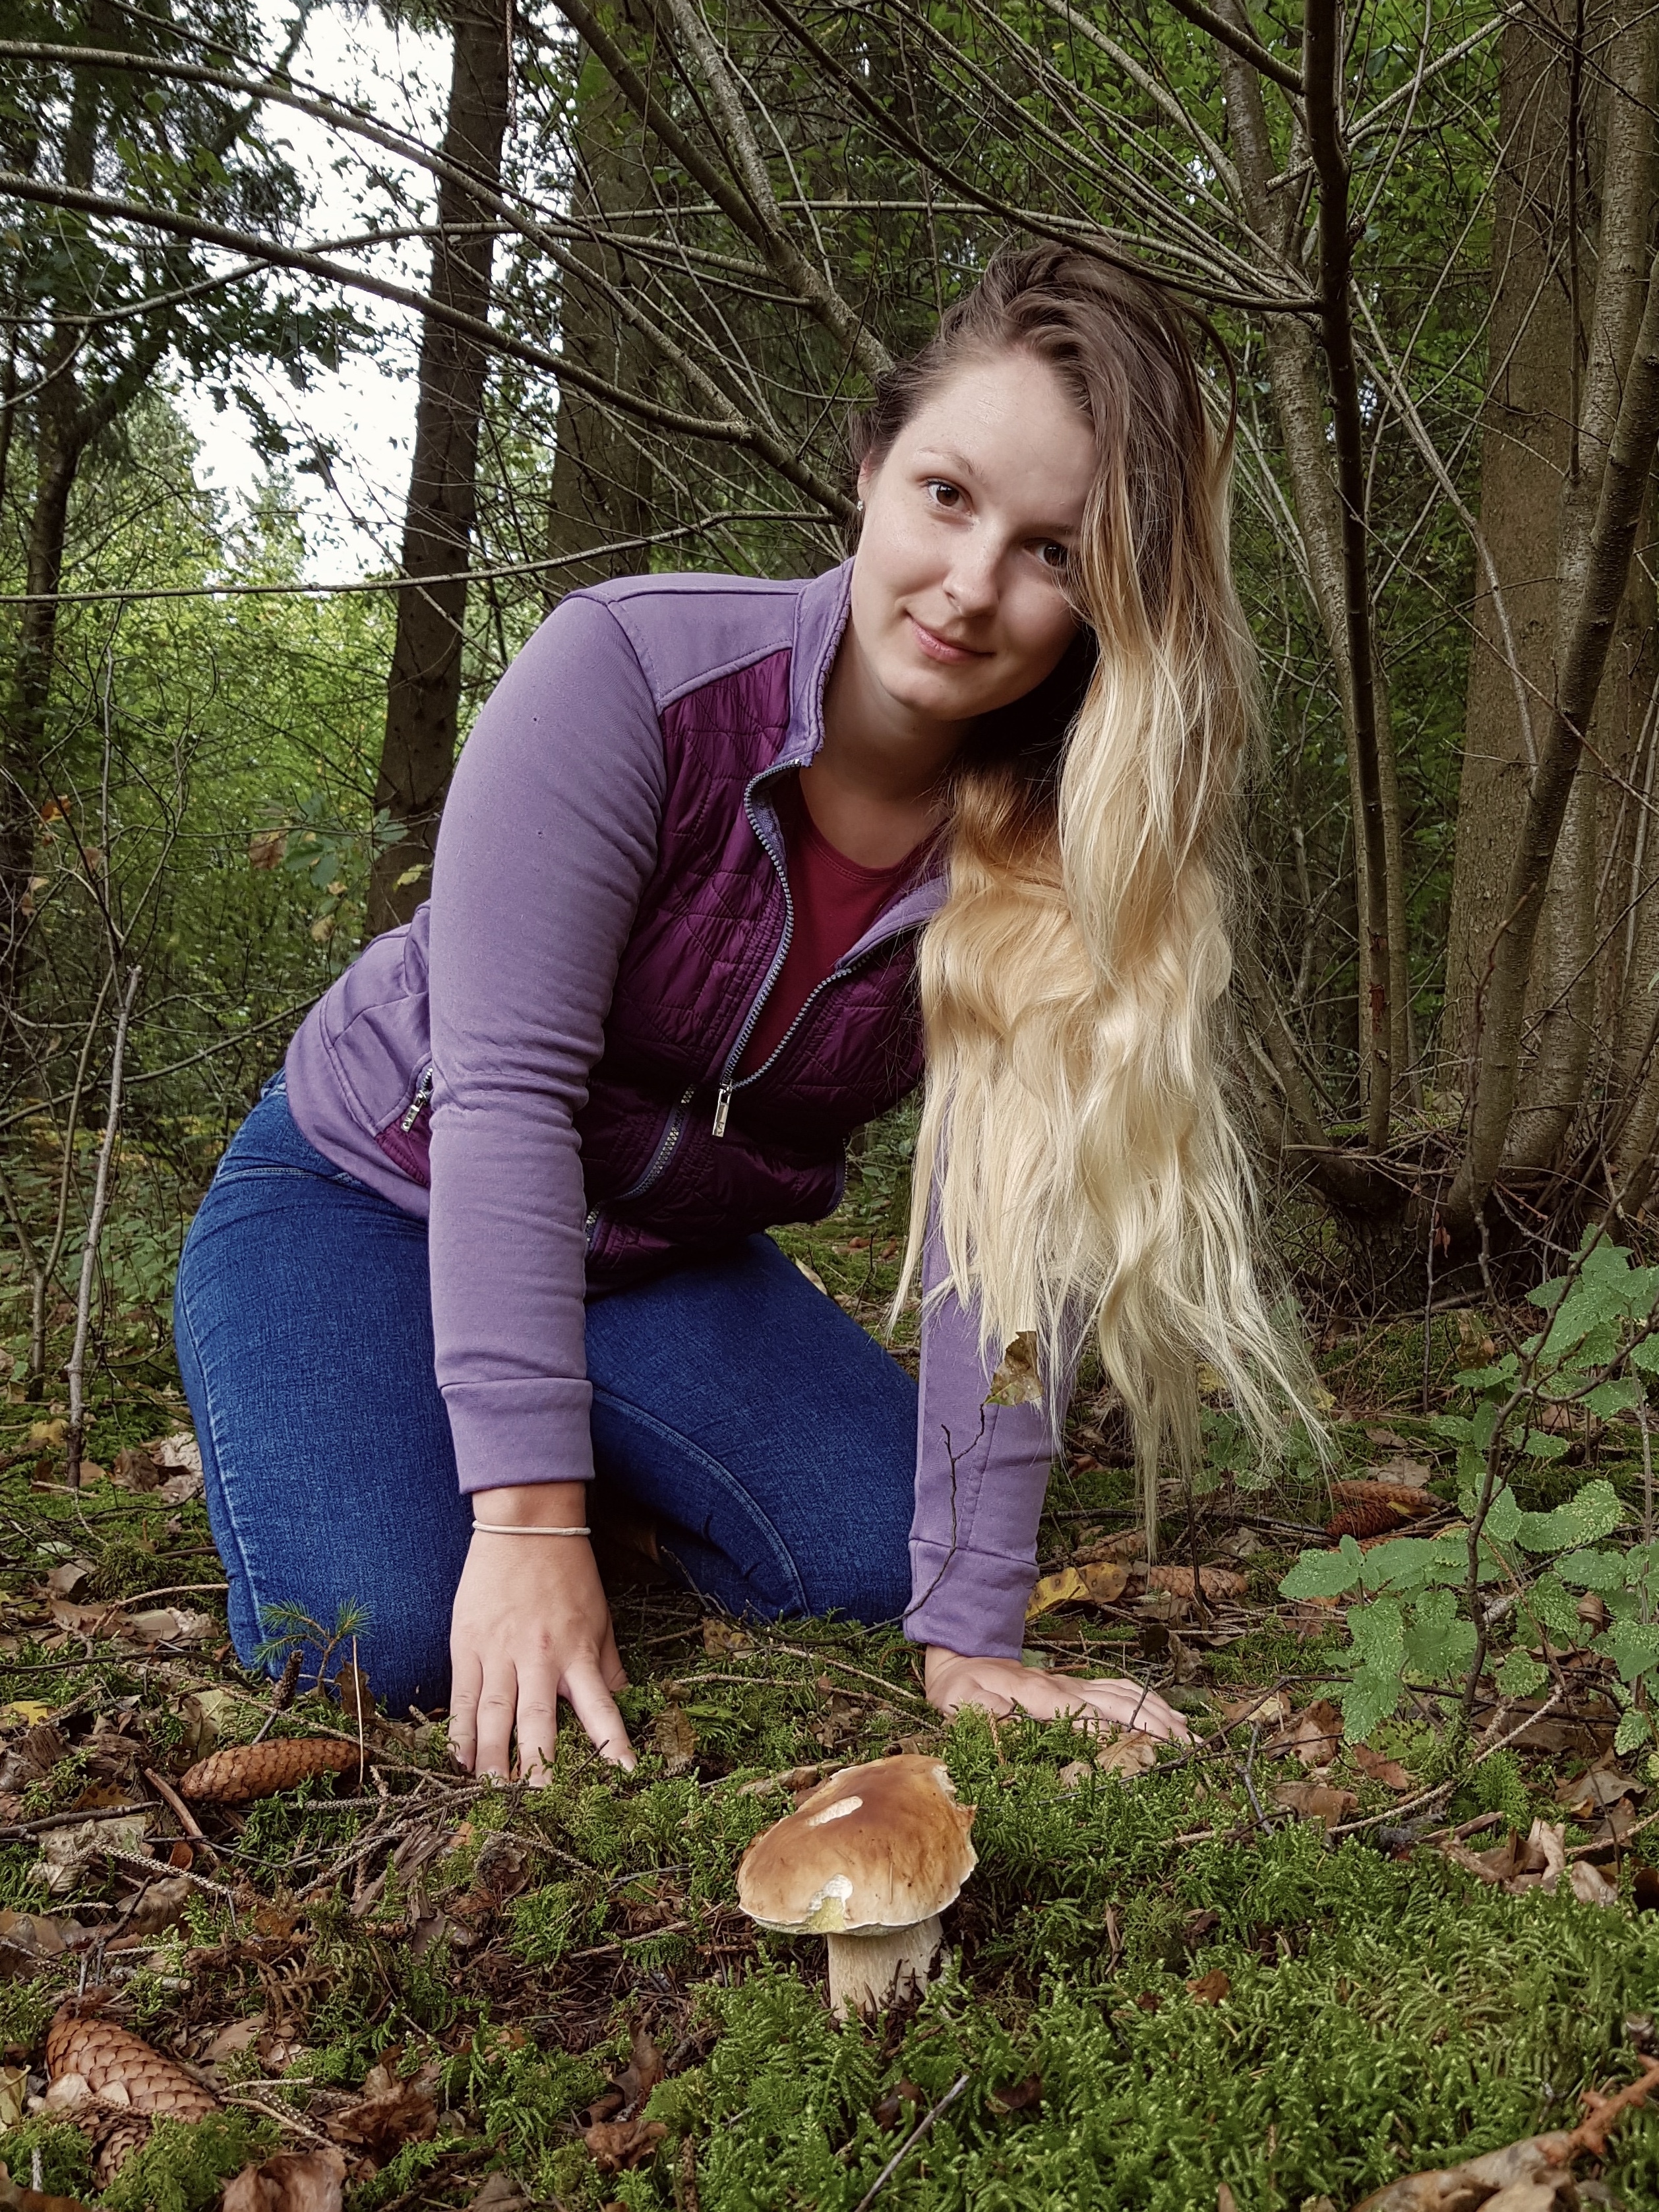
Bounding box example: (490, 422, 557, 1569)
(175, 5, 450, 580)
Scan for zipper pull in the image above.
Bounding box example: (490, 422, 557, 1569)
(712, 1084, 733, 1140)
(400, 1066, 435, 1131)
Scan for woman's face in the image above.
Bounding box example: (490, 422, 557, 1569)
(849, 350, 1094, 733)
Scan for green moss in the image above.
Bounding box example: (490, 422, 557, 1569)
(99, 2111, 273, 2212)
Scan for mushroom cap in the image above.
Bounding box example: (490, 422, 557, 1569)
(737, 1754, 977, 1936)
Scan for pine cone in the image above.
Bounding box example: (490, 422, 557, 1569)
(1327, 1496, 1423, 1541)
(46, 2011, 219, 2126)
(1331, 1478, 1436, 1514)
(1141, 1564, 1248, 1600)
(179, 1738, 363, 1804)
(92, 2109, 154, 2184)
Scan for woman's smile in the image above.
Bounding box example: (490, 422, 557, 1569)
(906, 612, 992, 665)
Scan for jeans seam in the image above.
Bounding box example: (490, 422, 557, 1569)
(174, 1262, 266, 1665)
(590, 1384, 810, 1614)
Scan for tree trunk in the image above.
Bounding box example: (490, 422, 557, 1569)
(368, 0, 512, 935)
(1442, 0, 1659, 1223)
(543, 30, 657, 600)
(1218, 22, 1412, 1136)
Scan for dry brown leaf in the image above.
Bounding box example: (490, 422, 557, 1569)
(652, 1706, 697, 1773)
(1352, 2132, 1577, 2210)
(117, 1875, 194, 1940)
(1568, 1860, 1619, 1907)
(1271, 1781, 1358, 1830)
(0, 2161, 96, 2211)
(203, 2016, 266, 2064)
(1443, 1818, 1567, 1896)
(987, 2072, 1042, 2115)
(1555, 1766, 1643, 1816)
(1186, 1969, 1230, 2005)
(109, 1447, 162, 1492)
(44, 1561, 94, 1601)
(1093, 1731, 1161, 1781)
(0, 2068, 25, 2130)
(1219, 1690, 1292, 1730)
(222, 2150, 347, 2212)
(701, 1618, 752, 1657)
(1351, 1743, 1416, 1792)
(986, 1332, 1042, 1407)
(583, 2118, 668, 2174)
(1269, 1700, 1346, 1770)
(247, 828, 288, 871)
(325, 2066, 438, 2168)
(466, 2180, 530, 2211)
(28, 1816, 150, 1895)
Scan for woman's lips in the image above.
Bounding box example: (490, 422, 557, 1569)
(908, 613, 990, 665)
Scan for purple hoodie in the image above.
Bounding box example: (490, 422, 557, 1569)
(285, 561, 1059, 1655)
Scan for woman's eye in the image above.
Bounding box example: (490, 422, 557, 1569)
(1038, 541, 1071, 572)
(924, 478, 963, 509)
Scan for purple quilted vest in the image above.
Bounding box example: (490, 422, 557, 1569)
(580, 648, 942, 1281)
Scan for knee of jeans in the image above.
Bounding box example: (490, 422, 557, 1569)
(805, 1545, 913, 1629)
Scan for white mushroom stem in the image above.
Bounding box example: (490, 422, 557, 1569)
(825, 1915, 944, 2020)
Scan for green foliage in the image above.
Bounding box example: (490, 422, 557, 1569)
(1281, 1235, 1659, 1738)
(98, 2112, 274, 2212)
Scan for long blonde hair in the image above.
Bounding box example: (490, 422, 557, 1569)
(867, 244, 1313, 1535)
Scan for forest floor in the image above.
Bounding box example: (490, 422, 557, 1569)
(2, 1130, 1658, 2211)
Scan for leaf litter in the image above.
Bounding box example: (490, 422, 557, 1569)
(5, 1373, 1659, 2209)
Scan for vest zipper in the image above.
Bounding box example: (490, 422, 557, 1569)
(588, 1081, 697, 1244)
(713, 939, 885, 1139)
(400, 1066, 435, 1131)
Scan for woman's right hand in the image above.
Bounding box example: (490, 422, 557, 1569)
(448, 1486, 635, 1781)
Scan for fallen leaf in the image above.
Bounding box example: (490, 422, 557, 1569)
(1556, 1767, 1643, 1816)
(116, 1874, 193, 1940)
(582, 2118, 667, 2174)
(44, 1560, 95, 1600)
(611, 2024, 665, 2110)
(1443, 1818, 1567, 1895)
(794, 1258, 830, 1295)
(466, 2181, 529, 2211)
(1270, 1700, 1345, 1770)
(986, 1332, 1042, 1407)
(158, 1469, 204, 1504)
(872, 2077, 925, 2130)
(0, 1908, 85, 1980)
(1079, 1560, 1129, 1604)
(122, 1606, 215, 1647)
(1026, 1567, 1089, 1620)
(147, 1429, 202, 1475)
(701, 1618, 752, 1657)
(652, 1706, 697, 1773)
(1352, 1743, 1416, 1792)
(1219, 1690, 1292, 1730)
(28, 1816, 150, 1894)
(1220, 1527, 1265, 1558)
(1365, 1455, 1435, 1488)
(1568, 1860, 1620, 1907)
(0, 2067, 25, 2128)
(1353, 2131, 1580, 2209)
(204, 2015, 266, 2064)
(222, 2149, 347, 2212)
(0, 2159, 96, 2210)
(1, 1701, 55, 1727)
(1187, 1969, 1230, 2005)
(28, 1419, 66, 1448)
(248, 828, 288, 871)
(108, 1448, 162, 1492)
(326, 2070, 438, 2168)
(1271, 1782, 1358, 1830)
(987, 2072, 1042, 2114)
(1217, 2186, 1240, 2212)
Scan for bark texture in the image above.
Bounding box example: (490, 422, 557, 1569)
(369, 0, 512, 935)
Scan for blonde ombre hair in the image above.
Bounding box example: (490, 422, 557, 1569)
(866, 244, 1314, 1535)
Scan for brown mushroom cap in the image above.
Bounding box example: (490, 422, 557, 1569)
(737, 1754, 977, 1935)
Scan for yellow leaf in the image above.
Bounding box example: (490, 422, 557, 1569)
(3, 1700, 55, 1726)
(1026, 1567, 1088, 1620)
(1079, 1561, 1129, 1605)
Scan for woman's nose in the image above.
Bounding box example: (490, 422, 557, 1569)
(942, 536, 1000, 616)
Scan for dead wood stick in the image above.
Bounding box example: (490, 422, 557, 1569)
(65, 964, 141, 1488)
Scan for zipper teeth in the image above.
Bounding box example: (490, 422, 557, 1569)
(718, 770, 797, 1086)
(400, 1065, 435, 1131)
(728, 942, 883, 1093)
(608, 1083, 696, 1205)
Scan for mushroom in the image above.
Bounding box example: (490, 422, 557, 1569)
(737, 1753, 977, 2019)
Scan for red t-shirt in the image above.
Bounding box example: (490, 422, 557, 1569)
(736, 774, 921, 1076)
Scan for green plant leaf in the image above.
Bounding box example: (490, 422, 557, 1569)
(1614, 1708, 1654, 1754)
(1512, 1479, 1624, 1553)
(1555, 1547, 1630, 1591)
(1281, 1541, 1363, 1601)
(1597, 1620, 1659, 1684)
(1494, 1649, 1549, 1696)
(1341, 1667, 1403, 1743)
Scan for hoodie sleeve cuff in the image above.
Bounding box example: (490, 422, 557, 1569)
(441, 1378, 595, 1493)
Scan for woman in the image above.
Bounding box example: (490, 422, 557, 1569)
(175, 243, 1301, 1781)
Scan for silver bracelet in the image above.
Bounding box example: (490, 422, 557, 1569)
(470, 1521, 591, 1537)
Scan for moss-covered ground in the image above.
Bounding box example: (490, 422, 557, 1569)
(3, 1121, 1658, 2209)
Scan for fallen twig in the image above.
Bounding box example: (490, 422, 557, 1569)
(850, 2072, 971, 2212)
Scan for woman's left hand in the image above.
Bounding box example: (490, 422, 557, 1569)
(924, 1646, 1191, 1742)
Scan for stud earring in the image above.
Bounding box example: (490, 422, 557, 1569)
(855, 497, 864, 512)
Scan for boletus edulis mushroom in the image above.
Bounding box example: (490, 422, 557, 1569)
(737, 1753, 977, 2019)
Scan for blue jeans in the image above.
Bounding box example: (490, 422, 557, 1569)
(173, 1076, 916, 1711)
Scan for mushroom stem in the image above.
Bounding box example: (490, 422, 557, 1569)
(824, 1915, 944, 2020)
